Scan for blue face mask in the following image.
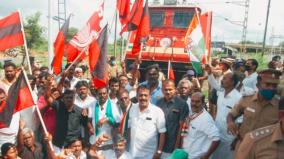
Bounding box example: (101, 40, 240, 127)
(110, 61, 116, 65)
(259, 89, 276, 100)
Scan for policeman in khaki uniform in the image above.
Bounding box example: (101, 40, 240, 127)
(226, 69, 282, 151)
(236, 97, 284, 159)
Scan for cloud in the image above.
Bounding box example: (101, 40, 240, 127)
(1, 0, 283, 44)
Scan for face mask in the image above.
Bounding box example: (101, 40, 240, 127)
(110, 61, 116, 65)
(259, 89, 276, 100)
(245, 65, 251, 71)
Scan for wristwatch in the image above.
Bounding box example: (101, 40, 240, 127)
(157, 150, 162, 154)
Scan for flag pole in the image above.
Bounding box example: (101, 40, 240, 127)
(122, 32, 131, 61)
(18, 10, 32, 74)
(48, 0, 54, 73)
(21, 67, 54, 151)
(64, 47, 87, 73)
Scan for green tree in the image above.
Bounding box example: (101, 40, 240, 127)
(67, 27, 78, 42)
(24, 12, 47, 51)
(279, 41, 284, 47)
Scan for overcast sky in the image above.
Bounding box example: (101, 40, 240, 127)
(1, 0, 283, 45)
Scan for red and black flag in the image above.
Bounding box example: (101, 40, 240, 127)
(89, 25, 109, 89)
(0, 70, 35, 128)
(120, 0, 144, 33)
(117, 0, 130, 25)
(0, 11, 24, 51)
(52, 16, 71, 75)
(130, 0, 150, 54)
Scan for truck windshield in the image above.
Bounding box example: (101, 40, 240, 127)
(173, 12, 193, 28)
(150, 12, 165, 27)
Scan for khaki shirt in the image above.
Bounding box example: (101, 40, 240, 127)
(236, 122, 284, 159)
(230, 93, 279, 138)
(277, 75, 284, 97)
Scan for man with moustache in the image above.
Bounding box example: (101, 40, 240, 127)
(74, 81, 96, 109)
(128, 86, 166, 159)
(139, 64, 163, 105)
(0, 62, 17, 93)
(236, 97, 284, 159)
(227, 69, 282, 153)
(205, 65, 242, 159)
(87, 87, 119, 158)
(182, 92, 220, 159)
(52, 90, 88, 153)
(156, 80, 189, 159)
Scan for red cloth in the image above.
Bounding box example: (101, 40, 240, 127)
(0, 11, 24, 51)
(52, 16, 70, 75)
(43, 107, 56, 136)
(0, 71, 35, 128)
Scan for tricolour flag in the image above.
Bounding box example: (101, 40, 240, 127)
(52, 16, 71, 75)
(185, 12, 212, 75)
(65, 1, 104, 62)
(0, 11, 24, 51)
(0, 70, 35, 128)
(89, 25, 108, 89)
(185, 13, 205, 61)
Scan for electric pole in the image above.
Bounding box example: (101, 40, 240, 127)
(262, 0, 272, 56)
(241, 0, 250, 53)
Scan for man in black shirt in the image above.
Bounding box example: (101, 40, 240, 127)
(156, 80, 189, 159)
(52, 89, 88, 149)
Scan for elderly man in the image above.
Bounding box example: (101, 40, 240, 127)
(227, 69, 282, 153)
(128, 85, 166, 159)
(206, 66, 242, 159)
(156, 80, 189, 159)
(139, 64, 164, 105)
(182, 92, 220, 159)
(17, 126, 44, 159)
(177, 79, 193, 114)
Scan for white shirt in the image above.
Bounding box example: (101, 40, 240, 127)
(128, 103, 166, 158)
(182, 110, 220, 159)
(0, 112, 20, 147)
(107, 151, 132, 159)
(215, 89, 242, 142)
(74, 95, 96, 109)
(88, 100, 120, 144)
(186, 97, 192, 115)
(208, 74, 242, 141)
(243, 72, 258, 91)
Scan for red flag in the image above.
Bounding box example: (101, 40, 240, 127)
(0, 11, 24, 51)
(167, 60, 175, 81)
(52, 16, 70, 75)
(0, 70, 35, 128)
(117, 0, 130, 25)
(66, 2, 104, 62)
(129, 0, 150, 54)
(89, 25, 109, 89)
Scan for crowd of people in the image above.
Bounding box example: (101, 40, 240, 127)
(0, 55, 283, 159)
